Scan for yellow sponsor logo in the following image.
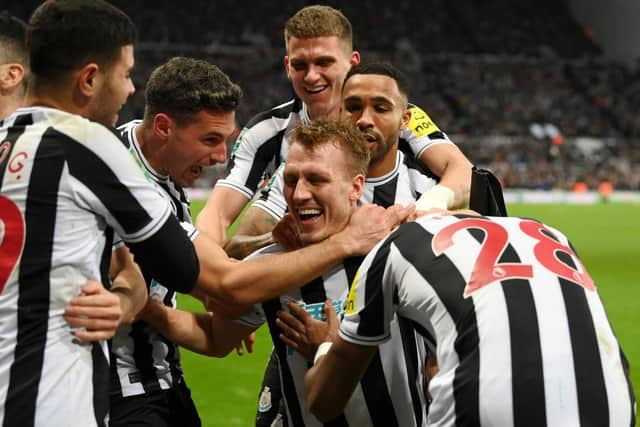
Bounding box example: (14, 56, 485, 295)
(408, 106, 440, 137)
(345, 270, 360, 315)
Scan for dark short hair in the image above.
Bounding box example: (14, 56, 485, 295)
(143, 57, 242, 126)
(284, 5, 353, 51)
(343, 61, 409, 101)
(28, 0, 136, 84)
(0, 11, 27, 65)
(290, 119, 370, 176)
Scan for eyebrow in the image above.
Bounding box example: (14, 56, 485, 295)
(344, 95, 395, 105)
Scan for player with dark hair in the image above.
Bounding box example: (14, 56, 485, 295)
(0, 11, 29, 120)
(108, 56, 242, 427)
(0, 1, 411, 425)
(303, 212, 636, 426)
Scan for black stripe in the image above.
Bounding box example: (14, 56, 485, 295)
(244, 98, 300, 128)
(503, 278, 547, 426)
(244, 130, 285, 192)
(108, 339, 125, 398)
(92, 343, 110, 427)
(398, 139, 439, 180)
(4, 129, 65, 427)
(62, 132, 153, 235)
(262, 299, 305, 426)
(360, 352, 399, 427)
(372, 174, 399, 207)
(99, 227, 114, 290)
(398, 316, 423, 426)
(343, 257, 364, 288)
(300, 276, 326, 304)
(560, 277, 609, 425)
(130, 321, 162, 394)
(392, 222, 481, 425)
(499, 245, 547, 426)
(0, 113, 32, 189)
(357, 237, 392, 338)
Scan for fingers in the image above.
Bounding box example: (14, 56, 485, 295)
(244, 333, 256, 354)
(273, 213, 302, 251)
(71, 329, 118, 342)
(385, 203, 416, 226)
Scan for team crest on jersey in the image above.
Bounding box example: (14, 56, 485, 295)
(230, 127, 249, 157)
(258, 386, 272, 412)
(408, 106, 440, 137)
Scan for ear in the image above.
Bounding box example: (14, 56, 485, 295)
(350, 51, 361, 67)
(152, 113, 172, 140)
(0, 64, 25, 90)
(76, 63, 100, 97)
(400, 107, 412, 130)
(284, 55, 292, 81)
(350, 174, 365, 202)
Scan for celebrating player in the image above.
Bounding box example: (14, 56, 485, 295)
(304, 213, 636, 426)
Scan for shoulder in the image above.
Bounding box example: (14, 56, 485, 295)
(244, 98, 302, 129)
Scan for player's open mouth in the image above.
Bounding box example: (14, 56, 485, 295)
(190, 165, 202, 177)
(297, 208, 322, 223)
(304, 85, 327, 94)
(362, 132, 378, 143)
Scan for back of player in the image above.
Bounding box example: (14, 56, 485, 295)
(343, 213, 635, 427)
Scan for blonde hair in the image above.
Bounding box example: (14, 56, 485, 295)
(284, 5, 353, 51)
(290, 119, 369, 176)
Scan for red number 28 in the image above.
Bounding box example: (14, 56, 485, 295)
(0, 195, 25, 295)
(432, 218, 594, 298)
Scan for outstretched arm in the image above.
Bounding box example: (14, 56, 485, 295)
(195, 203, 414, 316)
(140, 299, 255, 357)
(416, 143, 472, 210)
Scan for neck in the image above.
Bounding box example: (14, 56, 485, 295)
(366, 144, 399, 178)
(136, 122, 168, 176)
(0, 93, 24, 120)
(28, 83, 85, 117)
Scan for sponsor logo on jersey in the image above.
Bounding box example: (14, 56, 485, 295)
(345, 270, 360, 315)
(408, 106, 440, 137)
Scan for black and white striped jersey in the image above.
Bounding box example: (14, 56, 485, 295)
(238, 245, 428, 427)
(342, 214, 636, 427)
(253, 150, 438, 220)
(0, 107, 187, 427)
(215, 96, 449, 201)
(109, 120, 195, 398)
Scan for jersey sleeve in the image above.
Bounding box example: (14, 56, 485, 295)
(403, 105, 454, 158)
(64, 121, 199, 293)
(252, 163, 287, 221)
(339, 235, 398, 346)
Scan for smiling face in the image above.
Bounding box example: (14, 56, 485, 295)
(285, 36, 359, 120)
(162, 109, 235, 187)
(341, 73, 410, 177)
(87, 45, 135, 126)
(283, 140, 363, 245)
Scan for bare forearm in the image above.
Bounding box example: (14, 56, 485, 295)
(111, 275, 147, 324)
(224, 206, 278, 259)
(224, 232, 274, 259)
(438, 160, 472, 209)
(306, 340, 376, 421)
(197, 234, 349, 315)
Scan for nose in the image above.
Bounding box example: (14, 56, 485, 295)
(207, 143, 227, 166)
(356, 107, 374, 130)
(128, 79, 135, 96)
(304, 64, 320, 83)
(292, 179, 311, 203)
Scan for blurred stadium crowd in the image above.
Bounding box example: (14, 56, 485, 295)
(7, 0, 640, 191)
